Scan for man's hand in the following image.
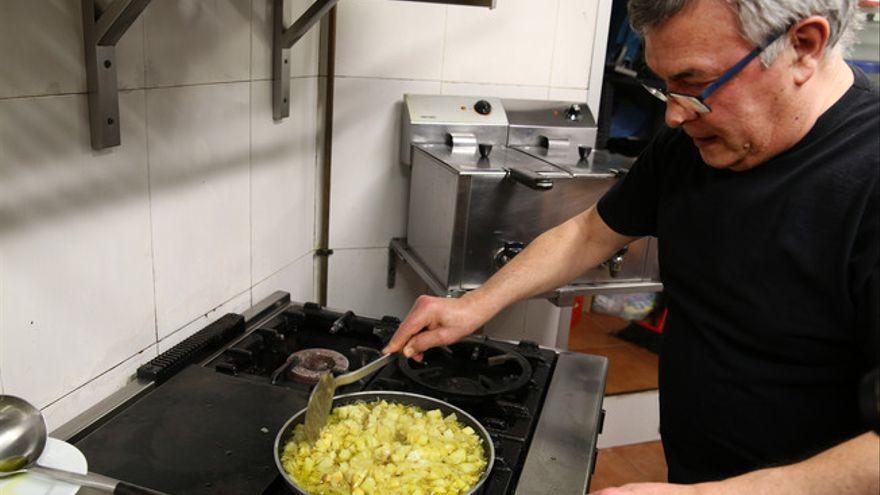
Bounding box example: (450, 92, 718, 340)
(384, 206, 634, 360)
(383, 294, 486, 360)
(591, 484, 700, 495)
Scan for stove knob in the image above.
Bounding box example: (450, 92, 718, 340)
(565, 104, 583, 121)
(474, 99, 492, 115)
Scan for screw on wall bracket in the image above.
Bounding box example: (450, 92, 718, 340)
(82, 0, 152, 150)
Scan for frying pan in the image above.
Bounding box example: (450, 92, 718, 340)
(273, 391, 495, 495)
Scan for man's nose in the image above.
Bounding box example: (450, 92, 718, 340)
(664, 98, 698, 128)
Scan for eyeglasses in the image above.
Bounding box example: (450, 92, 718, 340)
(641, 30, 787, 114)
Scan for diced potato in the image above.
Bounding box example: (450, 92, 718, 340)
(281, 400, 487, 495)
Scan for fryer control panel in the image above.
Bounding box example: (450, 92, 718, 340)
(404, 94, 508, 126)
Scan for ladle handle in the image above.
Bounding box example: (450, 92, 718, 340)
(30, 465, 169, 495)
(115, 481, 169, 495)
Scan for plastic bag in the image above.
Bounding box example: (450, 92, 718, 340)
(591, 292, 658, 321)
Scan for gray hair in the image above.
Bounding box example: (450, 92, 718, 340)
(627, 0, 860, 65)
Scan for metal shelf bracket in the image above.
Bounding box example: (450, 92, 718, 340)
(272, 0, 496, 120)
(81, 0, 496, 146)
(273, 0, 339, 120)
(82, 0, 152, 150)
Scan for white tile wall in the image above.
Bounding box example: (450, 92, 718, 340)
(336, 0, 447, 80)
(440, 82, 548, 99)
(551, 0, 600, 89)
(147, 82, 252, 338)
(144, 0, 252, 87)
(253, 252, 316, 304)
(42, 346, 158, 432)
(0, 91, 155, 410)
(0, 0, 324, 426)
(548, 87, 589, 102)
(327, 248, 428, 319)
(443, 0, 559, 86)
(0, 1, 144, 98)
(328, 77, 440, 249)
(251, 78, 319, 283)
(157, 290, 253, 354)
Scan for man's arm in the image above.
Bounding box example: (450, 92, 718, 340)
(384, 205, 636, 358)
(591, 432, 880, 495)
(465, 205, 636, 320)
(705, 432, 880, 495)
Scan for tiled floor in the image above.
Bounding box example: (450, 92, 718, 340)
(589, 441, 668, 492)
(569, 310, 660, 395)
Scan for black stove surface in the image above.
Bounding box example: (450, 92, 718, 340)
(73, 302, 557, 495)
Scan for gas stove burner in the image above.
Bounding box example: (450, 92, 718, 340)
(398, 336, 532, 397)
(287, 349, 349, 384)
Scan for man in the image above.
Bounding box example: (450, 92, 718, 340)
(385, 0, 879, 492)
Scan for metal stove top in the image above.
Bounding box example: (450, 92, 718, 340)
(54, 292, 607, 495)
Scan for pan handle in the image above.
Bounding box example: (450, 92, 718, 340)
(506, 166, 553, 190)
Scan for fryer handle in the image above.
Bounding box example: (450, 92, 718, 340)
(507, 166, 553, 191)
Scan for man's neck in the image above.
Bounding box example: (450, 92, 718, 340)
(802, 55, 854, 129)
(777, 55, 854, 154)
(815, 55, 855, 114)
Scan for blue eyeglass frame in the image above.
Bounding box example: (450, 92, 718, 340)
(641, 28, 788, 114)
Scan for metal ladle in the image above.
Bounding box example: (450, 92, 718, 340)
(0, 395, 168, 494)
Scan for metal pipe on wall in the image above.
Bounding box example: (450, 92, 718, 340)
(316, 8, 336, 306)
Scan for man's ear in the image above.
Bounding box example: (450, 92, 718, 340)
(789, 16, 831, 85)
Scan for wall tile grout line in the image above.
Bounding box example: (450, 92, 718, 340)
(439, 6, 449, 89)
(546, 0, 563, 99)
(143, 9, 160, 347)
(155, 286, 253, 351)
(0, 77, 325, 102)
(39, 344, 156, 412)
(251, 249, 316, 290)
(586, 0, 603, 92)
(0, 76, 579, 103)
(248, 0, 255, 304)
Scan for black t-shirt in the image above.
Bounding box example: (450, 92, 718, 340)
(597, 66, 880, 483)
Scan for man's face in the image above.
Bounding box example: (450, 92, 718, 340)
(644, 0, 795, 171)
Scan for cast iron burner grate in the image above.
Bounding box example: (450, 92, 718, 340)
(398, 336, 533, 397)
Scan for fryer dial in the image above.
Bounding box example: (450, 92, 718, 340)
(474, 99, 493, 115)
